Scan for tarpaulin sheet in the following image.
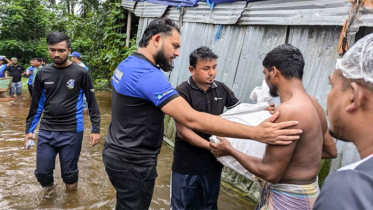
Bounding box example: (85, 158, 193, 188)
(126, 0, 258, 7)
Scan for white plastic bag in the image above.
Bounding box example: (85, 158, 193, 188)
(26, 139, 35, 150)
(25, 130, 37, 150)
(210, 80, 271, 180)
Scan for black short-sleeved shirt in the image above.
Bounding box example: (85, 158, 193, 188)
(314, 154, 373, 210)
(6, 64, 25, 82)
(25, 63, 100, 134)
(103, 52, 179, 166)
(172, 77, 240, 175)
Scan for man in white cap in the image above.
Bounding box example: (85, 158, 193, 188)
(314, 33, 373, 209)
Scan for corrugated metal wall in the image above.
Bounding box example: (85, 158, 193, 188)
(238, 0, 351, 26)
(127, 0, 356, 26)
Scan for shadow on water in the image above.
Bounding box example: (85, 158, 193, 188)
(0, 90, 255, 210)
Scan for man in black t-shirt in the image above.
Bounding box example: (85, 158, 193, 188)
(171, 47, 241, 209)
(6, 57, 25, 96)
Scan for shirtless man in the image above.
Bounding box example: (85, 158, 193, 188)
(210, 44, 337, 210)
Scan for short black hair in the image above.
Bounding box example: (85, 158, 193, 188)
(41, 58, 46, 63)
(189, 46, 218, 68)
(138, 18, 180, 48)
(46, 32, 71, 48)
(263, 44, 305, 80)
(33, 57, 42, 63)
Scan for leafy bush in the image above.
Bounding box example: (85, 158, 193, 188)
(94, 79, 111, 91)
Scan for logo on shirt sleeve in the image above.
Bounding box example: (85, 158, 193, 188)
(157, 89, 174, 100)
(66, 79, 75, 89)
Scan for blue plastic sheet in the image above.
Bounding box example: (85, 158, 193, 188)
(145, 0, 199, 7)
(126, 0, 258, 7)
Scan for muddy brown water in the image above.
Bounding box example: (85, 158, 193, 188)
(0, 91, 256, 210)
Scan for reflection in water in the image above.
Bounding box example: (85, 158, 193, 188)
(0, 91, 255, 209)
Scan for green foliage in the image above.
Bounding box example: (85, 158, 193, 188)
(94, 79, 111, 90)
(318, 159, 332, 187)
(0, 0, 51, 64)
(100, 2, 137, 77)
(0, 0, 138, 81)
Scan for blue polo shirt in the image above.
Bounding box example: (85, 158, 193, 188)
(0, 64, 7, 78)
(27, 67, 35, 85)
(78, 62, 88, 71)
(103, 52, 179, 165)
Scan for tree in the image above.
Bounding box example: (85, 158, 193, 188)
(0, 0, 51, 64)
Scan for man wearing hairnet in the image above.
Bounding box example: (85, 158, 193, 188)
(314, 33, 373, 209)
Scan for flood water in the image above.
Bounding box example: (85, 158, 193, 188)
(0, 90, 256, 210)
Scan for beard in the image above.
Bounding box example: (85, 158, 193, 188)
(268, 85, 279, 97)
(267, 75, 279, 97)
(329, 128, 350, 142)
(51, 56, 68, 65)
(154, 47, 174, 72)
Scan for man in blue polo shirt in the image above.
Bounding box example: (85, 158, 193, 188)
(25, 58, 36, 96)
(69, 51, 88, 70)
(69, 51, 89, 114)
(103, 18, 302, 210)
(0, 56, 12, 78)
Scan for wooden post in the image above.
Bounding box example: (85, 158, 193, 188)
(126, 12, 132, 48)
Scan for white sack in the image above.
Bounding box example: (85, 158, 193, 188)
(210, 80, 271, 180)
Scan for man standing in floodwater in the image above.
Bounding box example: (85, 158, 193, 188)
(25, 32, 101, 190)
(211, 44, 337, 210)
(103, 18, 303, 210)
(6, 57, 25, 96)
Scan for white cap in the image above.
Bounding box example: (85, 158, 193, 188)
(336, 33, 373, 84)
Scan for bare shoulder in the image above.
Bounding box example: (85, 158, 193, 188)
(275, 98, 320, 130)
(274, 102, 302, 122)
(308, 95, 324, 111)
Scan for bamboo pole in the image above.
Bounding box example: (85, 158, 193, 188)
(126, 12, 132, 48)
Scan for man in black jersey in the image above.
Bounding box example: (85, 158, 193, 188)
(25, 32, 100, 191)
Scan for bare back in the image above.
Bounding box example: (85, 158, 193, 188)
(263, 91, 324, 185)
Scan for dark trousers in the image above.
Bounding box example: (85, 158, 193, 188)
(35, 130, 83, 187)
(170, 171, 222, 210)
(28, 84, 33, 97)
(103, 155, 158, 210)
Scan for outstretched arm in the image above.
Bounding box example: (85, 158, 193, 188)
(162, 97, 302, 145)
(176, 121, 210, 150)
(4, 57, 11, 66)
